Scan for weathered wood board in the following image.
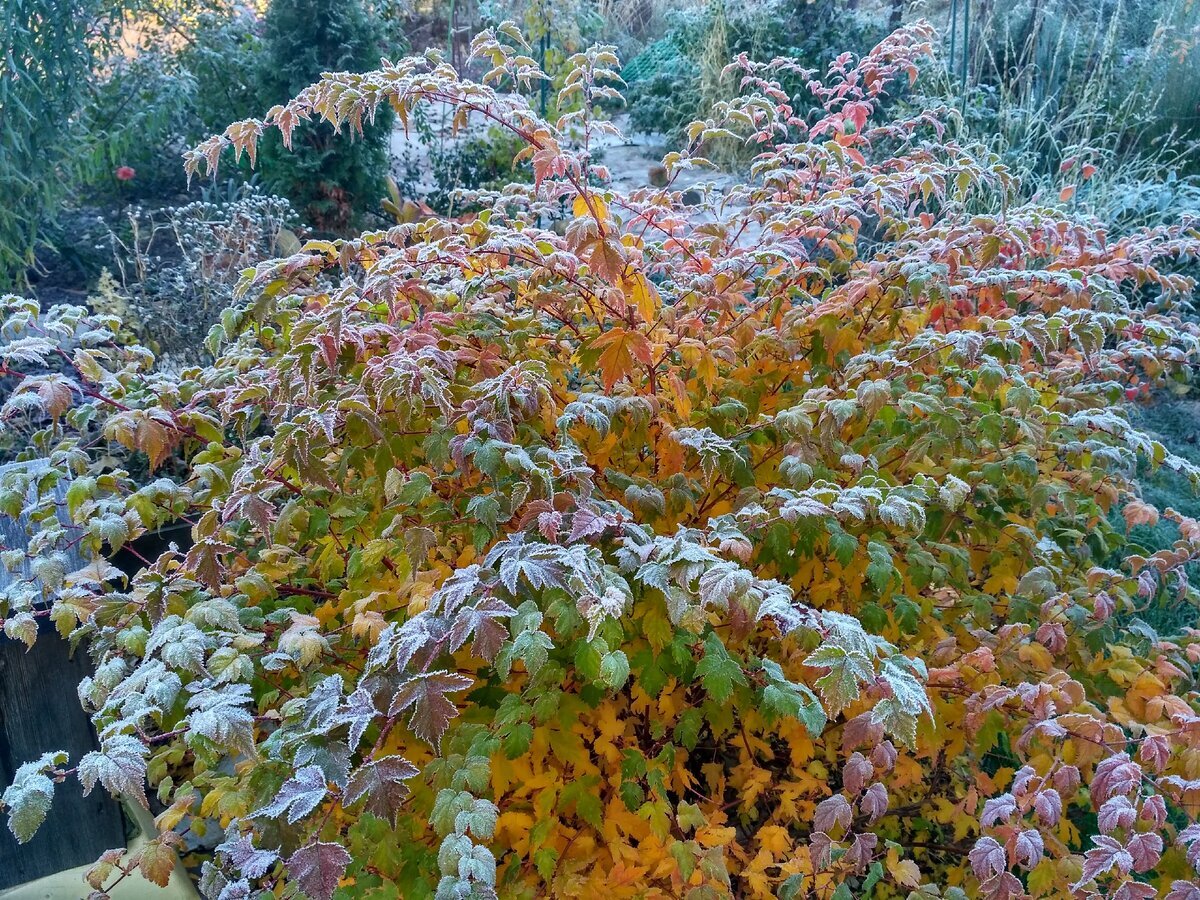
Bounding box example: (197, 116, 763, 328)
(0, 618, 127, 890)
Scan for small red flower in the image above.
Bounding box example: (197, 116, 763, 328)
(115, 166, 136, 182)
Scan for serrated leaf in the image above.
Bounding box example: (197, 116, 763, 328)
(389, 671, 474, 748)
(344, 756, 419, 824)
(78, 734, 148, 808)
(288, 841, 350, 900)
(694, 633, 747, 703)
(253, 765, 328, 823)
(2, 751, 66, 843)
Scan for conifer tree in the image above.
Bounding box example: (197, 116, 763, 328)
(256, 0, 392, 231)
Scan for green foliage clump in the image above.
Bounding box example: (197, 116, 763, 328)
(255, 0, 394, 231)
(0, 0, 112, 289)
(80, 6, 265, 201)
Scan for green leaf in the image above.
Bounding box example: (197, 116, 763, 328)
(2, 751, 66, 843)
(598, 650, 630, 690)
(694, 633, 747, 703)
(779, 874, 807, 900)
(618, 779, 644, 811)
(866, 541, 896, 592)
(676, 800, 706, 832)
(805, 645, 874, 716)
(502, 722, 533, 759)
(674, 708, 703, 750)
(828, 528, 858, 567)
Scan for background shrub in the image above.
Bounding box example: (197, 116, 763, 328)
(254, 0, 394, 231)
(0, 0, 115, 289)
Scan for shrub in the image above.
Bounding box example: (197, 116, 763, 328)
(254, 0, 393, 231)
(4, 23, 1200, 900)
(0, 0, 114, 289)
(78, 4, 265, 202)
(102, 190, 299, 364)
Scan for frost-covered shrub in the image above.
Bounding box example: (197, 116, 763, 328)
(3, 23, 1200, 900)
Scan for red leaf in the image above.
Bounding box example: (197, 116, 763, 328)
(288, 841, 350, 900)
(343, 756, 420, 825)
(388, 671, 474, 748)
(1126, 832, 1163, 873)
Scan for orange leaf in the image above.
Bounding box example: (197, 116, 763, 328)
(1059, 185, 1076, 202)
(593, 327, 653, 390)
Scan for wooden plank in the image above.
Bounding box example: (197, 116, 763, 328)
(0, 618, 127, 890)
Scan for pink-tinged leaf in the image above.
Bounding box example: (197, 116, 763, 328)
(1075, 835, 1134, 888)
(448, 596, 516, 662)
(1139, 734, 1170, 772)
(1034, 788, 1062, 826)
(980, 872, 1023, 900)
(841, 712, 884, 751)
(337, 686, 377, 750)
(343, 756, 420, 825)
(1035, 621, 1066, 653)
(287, 841, 350, 900)
(1092, 754, 1142, 803)
(1092, 590, 1116, 621)
(1139, 794, 1166, 829)
(537, 510, 561, 541)
(388, 671, 474, 748)
(1098, 795, 1137, 834)
(215, 831, 279, 880)
(980, 793, 1017, 827)
(809, 832, 834, 870)
(843, 832, 877, 872)
(1126, 832, 1162, 873)
(870, 740, 898, 771)
(1177, 822, 1200, 849)
(252, 765, 328, 824)
(1013, 829, 1043, 870)
(859, 783, 888, 823)
(969, 837, 1005, 879)
(1167, 881, 1200, 900)
(813, 794, 852, 835)
(568, 505, 615, 543)
(842, 752, 873, 795)
(1112, 883, 1157, 900)
(1011, 766, 1038, 798)
(1054, 765, 1081, 796)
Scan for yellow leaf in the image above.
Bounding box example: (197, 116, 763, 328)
(695, 825, 736, 848)
(1018, 640, 1054, 671)
(134, 836, 179, 887)
(887, 856, 921, 888)
(574, 193, 609, 221)
(757, 824, 792, 856)
(667, 372, 693, 420)
(624, 272, 660, 323)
